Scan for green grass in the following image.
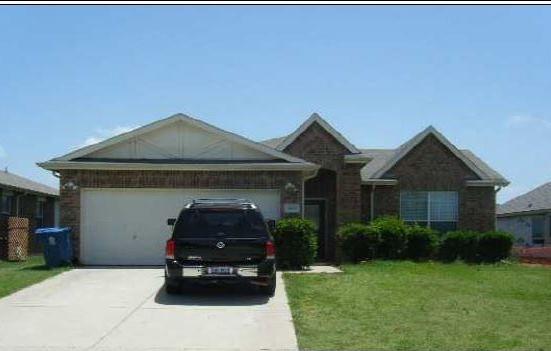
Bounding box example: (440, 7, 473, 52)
(0, 256, 70, 299)
(284, 261, 551, 351)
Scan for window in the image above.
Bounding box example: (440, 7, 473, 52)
(36, 199, 46, 227)
(531, 216, 545, 245)
(173, 209, 268, 238)
(1, 192, 14, 215)
(400, 191, 458, 232)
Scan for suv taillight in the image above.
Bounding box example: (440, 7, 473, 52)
(166, 239, 175, 260)
(266, 240, 276, 260)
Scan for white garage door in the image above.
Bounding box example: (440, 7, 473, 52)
(80, 188, 281, 265)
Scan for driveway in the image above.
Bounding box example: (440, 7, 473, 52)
(0, 268, 298, 351)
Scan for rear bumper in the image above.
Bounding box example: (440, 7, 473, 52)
(165, 260, 275, 281)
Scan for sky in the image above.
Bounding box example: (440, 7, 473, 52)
(0, 5, 550, 203)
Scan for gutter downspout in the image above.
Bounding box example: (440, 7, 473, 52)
(494, 186, 502, 230)
(370, 184, 376, 222)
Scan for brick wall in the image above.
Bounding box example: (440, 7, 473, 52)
(59, 169, 303, 261)
(363, 134, 496, 232)
(284, 122, 364, 260)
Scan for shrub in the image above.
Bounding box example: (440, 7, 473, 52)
(272, 217, 317, 269)
(439, 230, 479, 262)
(338, 222, 379, 262)
(478, 231, 514, 263)
(405, 225, 439, 260)
(371, 216, 407, 259)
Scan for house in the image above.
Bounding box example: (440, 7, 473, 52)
(497, 182, 551, 246)
(0, 169, 59, 253)
(38, 113, 508, 265)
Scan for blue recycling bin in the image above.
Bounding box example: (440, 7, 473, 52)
(35, 227, 72, 267)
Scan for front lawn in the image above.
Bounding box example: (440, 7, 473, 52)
(0, 256, 70, 299)
(284, 261, 551, 351)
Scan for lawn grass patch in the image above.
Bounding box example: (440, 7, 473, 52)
(0, 256, 70, 298)
(284, 261, 551, 351)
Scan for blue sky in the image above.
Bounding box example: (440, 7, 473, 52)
(1, 5, 550, 203)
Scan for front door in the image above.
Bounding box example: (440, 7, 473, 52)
(304, 199, 326, 260)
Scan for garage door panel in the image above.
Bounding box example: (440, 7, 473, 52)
(80, 188, 280, 265)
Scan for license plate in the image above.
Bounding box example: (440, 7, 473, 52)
(207, 266, 233, 275)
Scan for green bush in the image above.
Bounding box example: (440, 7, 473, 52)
(273, 217, 317, 269)
(478, 231, 514, 263)
(405, 225, 439, 260)
(371, 216, 407, 259)
(439, 230, 479, 262)
(338, 222, 379, 262)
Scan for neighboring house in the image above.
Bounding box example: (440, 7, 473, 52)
(497, 182, 551, 246)
(38, 113, 508, 265)
(0, 169, 59, 253)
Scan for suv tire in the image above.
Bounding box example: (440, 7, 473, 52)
(259, 275, 276, 296)
(165, 279, 180, 295)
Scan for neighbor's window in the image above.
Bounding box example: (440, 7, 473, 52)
(531, 216, 545, 245)
(36, 199, 46, 227)
(400, 191, 458, 232)
(1, 192, 14, 215)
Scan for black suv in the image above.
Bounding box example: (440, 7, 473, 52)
(164, 199, 276, 296)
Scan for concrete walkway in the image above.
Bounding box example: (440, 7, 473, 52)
(0, 268, 298, 351)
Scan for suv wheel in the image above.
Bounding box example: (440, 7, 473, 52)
(258, 275, 276, 296)
(165, 279, 180, 295)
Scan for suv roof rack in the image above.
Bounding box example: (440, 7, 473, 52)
(186, 198, 258, 209)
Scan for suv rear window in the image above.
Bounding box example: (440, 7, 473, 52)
(173, 209, 268, 238)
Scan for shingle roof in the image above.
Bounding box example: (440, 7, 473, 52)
(497, 182, 551, 215)
(261, 131, 507, 185)
(0, 170, 59, 197)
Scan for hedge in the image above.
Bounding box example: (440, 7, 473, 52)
(337, 222, 379, 262)
(478, 231, 514, 263)
(439, 230, 480, 262)
(273, 217, 317, 269)
(371, 216, 407, 259)
(337, 218, 514, 264)
(404, 225, 439, 260)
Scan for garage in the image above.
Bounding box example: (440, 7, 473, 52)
(80, 188, 281, 265)
(39, 114, 317, 265)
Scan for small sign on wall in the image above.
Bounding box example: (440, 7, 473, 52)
(283, 203, 301, 214)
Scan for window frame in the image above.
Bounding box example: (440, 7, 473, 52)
(1, 191, 14, 215)
(400, 190, 459, 230)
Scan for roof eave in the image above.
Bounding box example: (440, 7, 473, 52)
(466, 179, 510, 187)
(38, 161, 319, 172)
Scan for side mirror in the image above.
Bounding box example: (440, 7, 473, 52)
(167, 218, 176, 226)
(266, 219, 276, 232)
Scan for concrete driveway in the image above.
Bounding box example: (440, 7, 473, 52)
(0, 268, 298, 351)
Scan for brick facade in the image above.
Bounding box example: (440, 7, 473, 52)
(283, 122, 364, 259)
(59, 170, 303, 260)
(361, 135, 496, 232)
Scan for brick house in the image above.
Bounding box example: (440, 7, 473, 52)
(0, 170, 59, 255)
(38, 113, 508, 265)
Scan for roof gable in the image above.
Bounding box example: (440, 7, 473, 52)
(276, 113, 360, 154)
(371, 126, 488, 180)
(53, 114, 309, 164)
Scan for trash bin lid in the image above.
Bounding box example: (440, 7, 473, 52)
(35, 227, 71, 235)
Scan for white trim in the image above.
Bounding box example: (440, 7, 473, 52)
(372, 126, 490, 181)
(466, 180, 509, 187)
(50, 113, 310, 165)
(344, 154, 372, 163)
(362, 179, 398, 185)
(276, 113, 361, 154)
(38, 160, 319, 171)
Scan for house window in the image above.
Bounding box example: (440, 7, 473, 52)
(1, 192, 14, 215)
(36, 199, 46, 227)
(531, 216, 545, 245)
(400, 191, 458, 232)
